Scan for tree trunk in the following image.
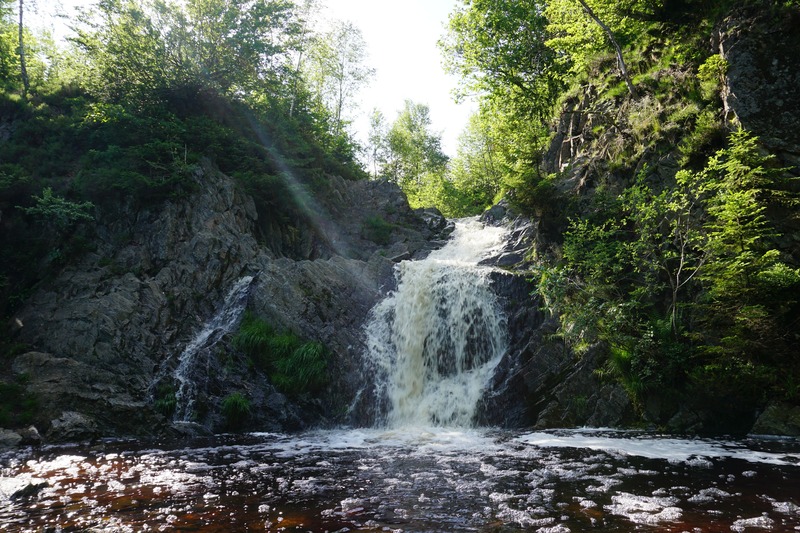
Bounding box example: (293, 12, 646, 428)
(576, 0, 637, 97)
(19, 0, 29, 95)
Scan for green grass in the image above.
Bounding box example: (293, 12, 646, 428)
(221, 392, 251, 428)
(233, 312, 329, 395)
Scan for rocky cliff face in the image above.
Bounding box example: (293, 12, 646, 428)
(475, 206, 635, 429)
(8, 166, 450, 441)
(485, 5, 800, 436)
(718, 6, 800, 169)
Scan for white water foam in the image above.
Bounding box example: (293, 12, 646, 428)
(516, 429, 800, 466)
(364, 218, 509, 427)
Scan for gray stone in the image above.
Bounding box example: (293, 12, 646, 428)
(750, 403, 800, 436)
(0, 429, 22, 448)
(48, 411, 98, 442)
(7, 164, 446, 439)
(719, 8, 800, 167)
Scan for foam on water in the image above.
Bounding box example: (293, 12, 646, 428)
(516, 429, 800, 466)
(5, 428, 797, 532)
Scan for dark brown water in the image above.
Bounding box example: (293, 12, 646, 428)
(2, 428, 799, 532)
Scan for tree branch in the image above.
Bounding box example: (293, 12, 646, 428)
(575, 0, 637, 97)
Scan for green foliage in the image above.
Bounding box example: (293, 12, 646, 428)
(0, 379, 38, 428)
(18, 187, 94, 231)
(378, 100, 448, 188)
(233, 312, 329, 395)
(544, 126, 800, 417)
(441, 0, 563, 120)
(272, 341, 327, 394)
(154, 383, 177, 418)
(221, 392, 251, 428)
(697, 54, 728, 101)
(363, 215, 393, 245)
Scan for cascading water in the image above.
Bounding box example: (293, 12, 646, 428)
(171, 275, 256, 422)
(365, 218, 509, 427)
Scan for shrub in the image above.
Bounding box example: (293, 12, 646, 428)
(363, 215, 393, 245)
(697, 54, 728, 101)
(221, 392, 251, 428)
(233, 313, 329, 395)
(273, 341, 328, 394)
(153, 383, 177, 418)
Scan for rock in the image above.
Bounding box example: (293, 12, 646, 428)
(17, 426, 42, 446)
(481, 204, 507, 225)
(10, 480, 48, 501)
(476, 210, 636, 429)
(0, 429, 22, 448)
(750, 403, 800, 436)
(170, 421, 213, 438)
(8, 164, 445, 439)
(415, 207, 448, 232)
(719, 7, 800, 166)
(47, 411, 98, 442)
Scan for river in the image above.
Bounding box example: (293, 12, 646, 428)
(2, 220, 799, 531)
(1, 428, 799, 531)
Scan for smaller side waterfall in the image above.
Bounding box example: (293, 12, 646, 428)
(365, 219, 509, 428)
(171, 275, 256, 422)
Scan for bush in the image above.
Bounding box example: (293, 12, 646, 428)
(153, 383, 177, 418)
(221, 392, 251, 428)
(233, 312, 329, 395)
(363, 215, 393, 245)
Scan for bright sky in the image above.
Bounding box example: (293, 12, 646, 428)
(30, 0, 473, 156)
(320, 0, 474, 156)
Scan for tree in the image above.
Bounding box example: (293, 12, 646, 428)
(544, 0, 648, 79)
(366, 107, 387, 178)
(445, 111, 503, 213)
(440, 0, 562, 120)
(18, 187, 94, 232)
(74, 0, 299, 106)
(17, 0, 27, 93)
(0, 0, 16, 86)
(304, 19, 373, 135)
(574, 0, 636, 96)
(287, 0, 321, 117)
(380, 100, 448, 190)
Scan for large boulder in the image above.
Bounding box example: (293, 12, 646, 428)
(750, 403, 800, 437)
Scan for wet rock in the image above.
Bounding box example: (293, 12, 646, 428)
(9, 164, 444, 439)
(17, 426, 42, 446)
(48, 411, 98, 442)
(477, 210, 635, 429)
(481, 203, 507, 225)
(415, 207, 448, 232)
(10, 480, 48, 501)
(0, 429, 22, 448)
(750, 403, 800, 436)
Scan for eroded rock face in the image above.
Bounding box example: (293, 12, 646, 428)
(719, 7, 800, 167)
(476, 211, 635, 429)
(9, 168, 448, 440)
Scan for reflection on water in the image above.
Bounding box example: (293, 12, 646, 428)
(2, 428, 799, 532)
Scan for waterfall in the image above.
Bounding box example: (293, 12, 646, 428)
(365, 218, 508, 428)
(172, 275, 256, 422)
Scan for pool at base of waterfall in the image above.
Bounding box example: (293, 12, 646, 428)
(2, 427, 799, 532)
